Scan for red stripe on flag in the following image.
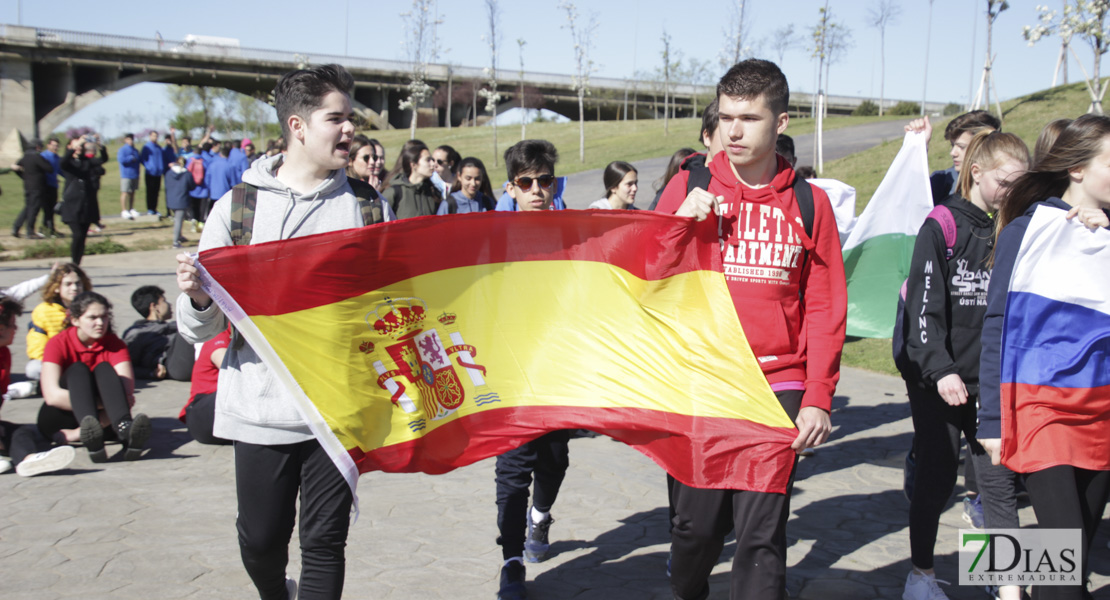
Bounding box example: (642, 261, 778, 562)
(346, 406, 799, 494)
(198, 211, 719, 316)
(1000, 382, 1110, 473)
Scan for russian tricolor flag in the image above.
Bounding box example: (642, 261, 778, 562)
(1000, 206, 1110, 473)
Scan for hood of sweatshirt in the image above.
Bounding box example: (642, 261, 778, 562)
(242, 153, 349, 200)
(708, 153, 812, 250)
(943, 193, 994, 228)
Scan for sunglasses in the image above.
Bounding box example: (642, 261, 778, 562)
(435, 158, 449, 166)
(360, 154, 380, 163)
(513, 174, 556, 190)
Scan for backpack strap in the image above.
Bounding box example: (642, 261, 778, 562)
(926, 205, 958, 260)
(479, 193, 494, 212)
(229, 182, 258, 246)
(447, 195, 459, 214)
(685, 164, 712, 195)
(792, 177, 815, 239)
(347, 177, 385, 225)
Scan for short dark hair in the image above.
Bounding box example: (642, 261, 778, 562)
(201, 141, 213, 152)
(700, 98, 720, 145)
(434, 145, 461, 172)
(274, 64, 355, 138)
(796, 165, 817, 179)
(717, 59, 790, 117)
(776, 133, 796, 166)
(503, 139, 558, 181)
(944, 110, 1001, 143)
(219, 141, 233, 157)
(0, 294, 23, 330)
(130, 285, 164, 318)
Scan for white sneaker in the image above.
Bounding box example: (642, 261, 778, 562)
(0, 457, 12, 474)
(7, 380, 37, 398)
(129, 209, 141, 219)
(16, 446, 75, 477)
(122, 210, 133, 220)
(903, 570, 951, 600)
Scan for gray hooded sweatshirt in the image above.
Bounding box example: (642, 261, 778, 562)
(176, 153, 384, 445)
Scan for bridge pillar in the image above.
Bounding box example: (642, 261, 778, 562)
(0, 54, 35, 155)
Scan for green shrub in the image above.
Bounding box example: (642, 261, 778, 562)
(943, 102, 963, 116)
(85, 237, 128, 255)
(889, 101, 922, 116)
(852, 100, 879, 116)
(22, 241, 69, 259)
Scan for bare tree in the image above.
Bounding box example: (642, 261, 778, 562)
(823, 21, 854, 115)
(480, 0, 502, 165)
(978, 0, 1009, 117)
(1026, 0, 1109, 114)
(720, 0, 753, 69)
(767, 24, 801, 66)
(661, 30, 673, 136)
(811, 1, 832, 174)
(559, 1, 598, 163)
(922, 0, 936, 116)
(399, 0, 441, 139)
(518, 38, 527, 140)
(868, 0, 902, 116)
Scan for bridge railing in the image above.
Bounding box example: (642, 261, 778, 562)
(2, 24, 713, 96)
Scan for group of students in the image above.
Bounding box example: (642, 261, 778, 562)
(897, 107, 1110, 600)
(0, 262, 236, 478)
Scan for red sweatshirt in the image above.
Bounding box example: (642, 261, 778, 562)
(655, 153, 847, 412)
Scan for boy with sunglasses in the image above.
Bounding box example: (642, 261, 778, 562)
(492, 139, 571, 600)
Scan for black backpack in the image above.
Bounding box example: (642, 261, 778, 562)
(685, 164, 815, 238)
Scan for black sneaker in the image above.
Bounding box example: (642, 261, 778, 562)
(523, 511, 553, 562)
(497, 560, 527, 600)
(80, 415, 107, 463)
(119, 413, 151, 461)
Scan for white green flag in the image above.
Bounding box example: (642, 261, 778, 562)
(841, 131, 933, 338)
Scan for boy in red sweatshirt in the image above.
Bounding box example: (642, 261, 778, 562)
(654, 59, 847, 600)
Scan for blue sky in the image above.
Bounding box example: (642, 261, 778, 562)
(0, 0, 1079, 136)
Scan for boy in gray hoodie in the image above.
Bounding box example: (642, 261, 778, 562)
(175, 64, 386, 600)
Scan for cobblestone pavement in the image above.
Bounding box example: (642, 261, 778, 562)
(0, 251, 1106, 599)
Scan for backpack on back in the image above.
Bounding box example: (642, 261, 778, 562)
(186, 157, 205, 186)
(891, 205, 958, 375)
(685, 164, 815, 238)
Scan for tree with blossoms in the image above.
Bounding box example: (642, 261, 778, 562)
(1025, 0, 1110, 114)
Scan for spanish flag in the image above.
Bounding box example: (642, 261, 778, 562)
(999, 206, 1110, 473)
(195, 211, 798, 496)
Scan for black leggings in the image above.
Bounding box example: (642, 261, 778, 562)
(67, 221, 90, 265)
(1024, 465, 1110, 600)
(235, 439, 353, 600)
(37, 362, 132, 439)
(144, 172, 161, 212)
(907, 383, 982, 570)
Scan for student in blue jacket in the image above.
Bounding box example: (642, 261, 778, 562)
(117, 133, 141, 220)
(139, 131, 164, 216)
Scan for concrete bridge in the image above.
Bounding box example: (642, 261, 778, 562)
(0, 24, 948, 160)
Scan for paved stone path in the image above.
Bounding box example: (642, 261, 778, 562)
(0, 250, 1106, 599)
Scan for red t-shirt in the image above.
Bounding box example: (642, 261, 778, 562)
(182, 330, 230, 421)
(43, 327, 130, 372)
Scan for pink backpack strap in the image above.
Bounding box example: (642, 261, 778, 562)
(926, 205, 958, 260)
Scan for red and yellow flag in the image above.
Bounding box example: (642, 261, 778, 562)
(196, 211, 797, 496)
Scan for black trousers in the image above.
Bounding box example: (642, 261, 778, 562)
(495, 429, 572, 560)
(907, 383, 983, 569)
(164, 333, 195, 382)
(235, 439, 353, 600)
(669, 389, 803, 600)
(184, 393, 230, 446)
(144, 172, 161, 212)
(67, 221, 89, 265)
(37, 362, 132, 438)
(12, 189, 42, 235)
(1024, 465, 1110, 600)
(0, 420, 48, 465)
(41, 186, 57, 232)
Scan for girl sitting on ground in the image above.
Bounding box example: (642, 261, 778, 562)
(38, 291, 151, 462)
(25, 263, 91, 383)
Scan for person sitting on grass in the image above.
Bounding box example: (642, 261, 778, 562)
(122, 285, 194, 381)
(38, 291, 151, 463)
